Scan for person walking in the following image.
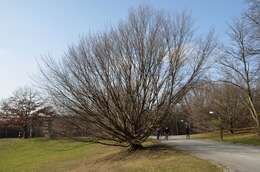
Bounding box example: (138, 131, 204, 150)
(156, 127, 161, 140)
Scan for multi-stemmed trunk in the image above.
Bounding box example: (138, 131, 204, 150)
(129, 143, 143, 151)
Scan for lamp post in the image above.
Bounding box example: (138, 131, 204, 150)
(180, 119, 190, 139)
(209, 111, 223, 141)
(180, 120, 184, 135)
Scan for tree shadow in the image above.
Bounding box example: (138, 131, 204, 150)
(95, 143, 179, 163)
(143, 143, 175, 151)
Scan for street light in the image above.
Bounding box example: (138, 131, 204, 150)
(209, 111, 223, 141)
(180, 119, 190, 139)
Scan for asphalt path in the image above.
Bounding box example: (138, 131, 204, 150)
(161, 135, 260, 172)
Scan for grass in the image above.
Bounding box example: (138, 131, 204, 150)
(0, 138, 223, 172)
(193, 131, 260, 146)
(0, 138, 100, 172)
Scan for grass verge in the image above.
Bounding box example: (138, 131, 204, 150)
(192, 132, 260, 146)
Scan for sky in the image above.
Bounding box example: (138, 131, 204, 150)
(0, 0, 245, 99)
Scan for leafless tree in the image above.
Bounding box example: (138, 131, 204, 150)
(246, 0, 260, 41)
(182, 81, 252, 133)
(245, 0, 260, 73)
(219, 18, 260, 134)
(210, 83, 250, 133)
(0, 87, 46, 138)
(39, 6, 216, 150)
(181, 81, 215, 132)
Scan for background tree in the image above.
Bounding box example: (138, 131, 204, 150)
(219, 18, 260, 134)
(246, 0, 260, 47)
(181, 81, 214, 132)
(210, 83, 250, 133)
(39, 6, 216, 150)
(1, 87, 45, 138)
(181, 81, 253, 134)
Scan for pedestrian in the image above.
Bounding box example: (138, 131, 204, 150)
(156, 127, 161, 140)
(164, 127, 169, 140)
(185, 122, 190, 139)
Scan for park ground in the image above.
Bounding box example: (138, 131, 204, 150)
(1, 131, 260, 172)
(0, 138, 222, 172)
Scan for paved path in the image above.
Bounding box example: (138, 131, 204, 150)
(161, 136, 260, 172)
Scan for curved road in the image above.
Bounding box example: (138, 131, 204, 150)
(162, 136, 260, 172)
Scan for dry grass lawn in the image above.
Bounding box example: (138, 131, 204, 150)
(0, 138, 223, 172)
(69, 144, 223, 172)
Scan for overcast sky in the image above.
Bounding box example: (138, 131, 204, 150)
(0, 0, 245, 99)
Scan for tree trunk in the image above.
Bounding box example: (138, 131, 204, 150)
(219, 117, 224, 141)
(253, 113, 260, 136)
(175, 116, 179, 135)
(23, 125, 28, 139)
(129, 143, 143, 151)
(254, 116, 260, 136)
(256, 118, 260, 136)
(220, 126, 224, 141)
(229, 120, 234, 134)
(5, 128, 7, 138)
(247, 96, 260, 136)
(29, 125, 33, 138)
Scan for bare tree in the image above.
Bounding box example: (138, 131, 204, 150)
(219, 18, 260, 134)
(246, 0, 260, 42)
(245, 0, 260, 74)
(1, 87, 45, 138)
(210, 83, 249, 133)
(39, 6, 215, 150)
(181, 81, 214, 132)
(182, 81, 252, 133)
